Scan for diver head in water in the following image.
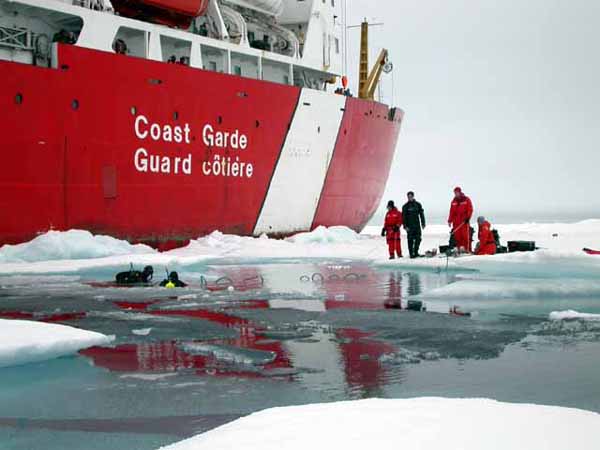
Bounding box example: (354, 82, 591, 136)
(160, 271, 187, 288)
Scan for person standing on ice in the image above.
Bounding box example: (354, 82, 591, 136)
(448, 187, 474, 253)
(402, 191, 426, 258)
(381, 200, 403, 259)
(475, 216, 497, 255)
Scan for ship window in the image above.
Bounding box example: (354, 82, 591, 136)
(113, 27, 147, 59)
(231, 52, 259, 80)
(234, 65, 242, 76)
(15, 93, 23, 105)
(160, 35, 191, 65)
(263, 59, 291, 85)
(201, 45, 228, 73)
(72, 99, 79, 110)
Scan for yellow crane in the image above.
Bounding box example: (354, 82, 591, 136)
(358, 20, 390, 101)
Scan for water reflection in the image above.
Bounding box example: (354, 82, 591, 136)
(0, 264, 530, 404)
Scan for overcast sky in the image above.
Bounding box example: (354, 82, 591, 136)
(344, 0, 600, 222)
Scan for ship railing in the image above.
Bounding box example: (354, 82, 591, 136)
(0, 25, 33, 51)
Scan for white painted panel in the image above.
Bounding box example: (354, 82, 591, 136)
(254, 89, 345, 235)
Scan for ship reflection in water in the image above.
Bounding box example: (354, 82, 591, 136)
(0, 262, 553, 444)
(78, 265, 444, 397)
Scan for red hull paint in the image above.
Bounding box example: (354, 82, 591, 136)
(0, 45, 402, 248)
(312, 98, 402, 231)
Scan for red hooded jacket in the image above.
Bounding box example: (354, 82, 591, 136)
(448, 192, 473, 227)
(384, 207, 403, 231)
(476, 220, 496, 255)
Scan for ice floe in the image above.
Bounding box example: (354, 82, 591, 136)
(0, 221, 599, 279)
(418, 278, 600, 300)
(549, 310, 600, 321)
(0, 230, 154, 263)
(157, 397, 600, 450)
(0, 319, 113, 368)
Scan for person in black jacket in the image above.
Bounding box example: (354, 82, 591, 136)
(115, 265, 154, 285)
(160, 271, 187, 288)
(402, 191, 426, 258)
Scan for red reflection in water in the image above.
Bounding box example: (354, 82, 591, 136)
(323, 268, 402, 311)
(81, 302, 291, 378)
(113, 300, 158, 310)
(0, 311, 34, 320)
(336, 328, 395, 391)
(0, 311, 86, 322)
(80, 343, 199, 373)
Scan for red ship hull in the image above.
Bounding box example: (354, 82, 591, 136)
(0, 44, 402, 249)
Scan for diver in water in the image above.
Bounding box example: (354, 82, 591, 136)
(160, 271, 187, 288)
(115, 265, 154, 285)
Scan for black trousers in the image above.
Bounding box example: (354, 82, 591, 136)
(407, 231, 422, 258)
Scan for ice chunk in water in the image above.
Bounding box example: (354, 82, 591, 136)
(550, 310, 600, 321)
(0, 319, 113, 368)
(180, 342, 276, 366)
(132, 328, 153, 336)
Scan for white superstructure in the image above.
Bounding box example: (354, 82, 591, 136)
(0, 0, 344, 91)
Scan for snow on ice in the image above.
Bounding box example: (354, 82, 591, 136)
(157, 398, 600, 450)
(0, 230, 154, 263)
(418, 278, 600, 300)
(0, 220, 598, 278)
(0, 319, 113, 368)
(549, 310, 600, 321)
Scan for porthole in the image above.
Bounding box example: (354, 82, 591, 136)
(15, 93, 23, 105)
(217, 116, 223, 124)
(72, 99, 79, 110)
(173, 111, 179, 120)
(130, 106, 137, 116)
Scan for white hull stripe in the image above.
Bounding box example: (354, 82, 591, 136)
(253, 89, 346, 235)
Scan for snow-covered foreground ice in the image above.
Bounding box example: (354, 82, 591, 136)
(0, 319, 113, 368)
(159, 398, 600, 450)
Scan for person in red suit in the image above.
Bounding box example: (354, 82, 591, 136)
(381, 200, 403, 259)
(475, 216, 497, 255)
(447, 187, 474, 253)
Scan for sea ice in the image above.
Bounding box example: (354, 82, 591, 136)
(418, 278, 600, 300)
(0, 230, 154, 263)
(157, 397, 600, 450)
(0, 221, 599, 278)
(549, 310, 600, 321)
(179, 342, 276, 366)
(0, 319, 113, 368)
(286, 226, 360, 244)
